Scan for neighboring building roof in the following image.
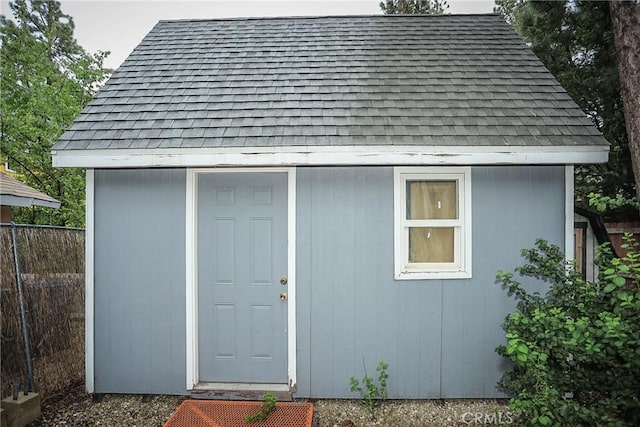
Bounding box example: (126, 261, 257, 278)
(52, 14, 609, 168)
(0, 173, 61, 209)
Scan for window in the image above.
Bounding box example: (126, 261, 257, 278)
(3, 161, 15, 173)
(394, 167, 471, 279)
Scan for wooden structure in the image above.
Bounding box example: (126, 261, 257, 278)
(51, 15, 609, 398)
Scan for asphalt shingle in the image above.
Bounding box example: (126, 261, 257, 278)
(54, 14, 608, 151)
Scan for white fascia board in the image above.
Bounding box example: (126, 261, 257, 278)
(52, 145, 609, 168)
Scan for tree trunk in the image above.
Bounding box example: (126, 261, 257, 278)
(610, 0, 640, 202)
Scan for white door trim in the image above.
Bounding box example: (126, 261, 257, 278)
(185, 167, 297, 391)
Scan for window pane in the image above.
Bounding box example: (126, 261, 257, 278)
(407, 181, 457, 220)
(409, 227, 454, 263)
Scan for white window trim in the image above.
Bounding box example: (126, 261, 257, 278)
(4, 161, 16, 173)
(394, 167, 472, 280)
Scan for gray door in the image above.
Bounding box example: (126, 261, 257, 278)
(197, 173, 288, 383)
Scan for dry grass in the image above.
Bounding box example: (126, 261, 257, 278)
(1, 225, 85, 400)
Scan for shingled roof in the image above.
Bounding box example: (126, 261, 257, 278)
(0, 173, 61, 209)
(52, 14, 609, 168)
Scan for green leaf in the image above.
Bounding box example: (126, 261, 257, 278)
(538, 415, 552, 425)
(612, 276, 626, 287)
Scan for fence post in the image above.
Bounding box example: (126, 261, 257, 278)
(10, 222, 34, 394)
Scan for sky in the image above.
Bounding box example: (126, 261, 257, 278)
(0, 0, 497, 70)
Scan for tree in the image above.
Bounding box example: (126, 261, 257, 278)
(495, 1, 635, 216)
(380, 0, 449, 15)
(610, 1, 640, 202)
(0, 0, 111, 227)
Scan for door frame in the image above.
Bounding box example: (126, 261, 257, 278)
(185, 167, 297, 391)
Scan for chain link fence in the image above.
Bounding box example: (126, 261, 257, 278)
(1, 224, 85, 400)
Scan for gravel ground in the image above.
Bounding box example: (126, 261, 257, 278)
(312, 399, 514, 426)
(28, 386, 513, 426)
(28, 387, 184, 427)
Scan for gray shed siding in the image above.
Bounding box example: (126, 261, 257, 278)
(295, 166, 565, 398)
(94, 169, 186, 394)
(91, 166, 565, 397)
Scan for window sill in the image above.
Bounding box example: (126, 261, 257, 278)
(395, 269, 472, 280)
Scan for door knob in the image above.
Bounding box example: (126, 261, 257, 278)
(280, 292, 288, 300)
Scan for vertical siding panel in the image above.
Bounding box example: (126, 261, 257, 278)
(95, 171, 134, 391)
(349, 169, 372, 397)
(484, 166, 537, 395)
(474, 167, 509, 398)
(94, 169, 186, 394)
(476, 167, 513, 398)
(352, 169, 400, 396)
(474, 167, 513, 398)
(306, 169, 332, 397)
(415, 282, 443, 397)
(394, 284, 424, 396)
(441, 167, 565, 398)
(308, 169, 330, 396)
(312, 168, 359, 397)
(332, 169, 359, 397)
(295, 170, 313, 396)
(299, 167, 443, 398)
(440, 281, 464, 397)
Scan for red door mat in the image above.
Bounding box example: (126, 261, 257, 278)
(164, 400, 314, 427)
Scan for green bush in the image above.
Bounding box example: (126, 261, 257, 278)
(496, 236, 640, 426)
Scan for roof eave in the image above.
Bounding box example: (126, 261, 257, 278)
(52, 145, 609, 168)
(0, 194, 61, 209)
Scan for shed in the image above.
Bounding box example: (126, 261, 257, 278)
(0, 173, 61, 223)
(52, 14, 609, 399)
